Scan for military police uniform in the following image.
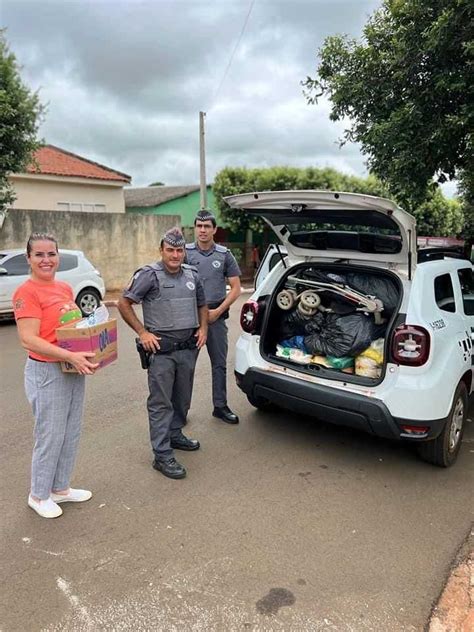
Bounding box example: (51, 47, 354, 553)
(123, 257, 206, 470)
(185, 238, 241, 415)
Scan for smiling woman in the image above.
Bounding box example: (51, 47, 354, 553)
(12, 232, 99, 519)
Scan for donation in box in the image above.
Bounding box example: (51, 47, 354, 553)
(56, 305, 118, 373)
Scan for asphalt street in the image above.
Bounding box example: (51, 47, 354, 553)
(1, 296, 473, 631)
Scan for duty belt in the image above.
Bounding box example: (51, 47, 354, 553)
(135, 333, 198, 369)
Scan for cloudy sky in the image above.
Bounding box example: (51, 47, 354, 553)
(5, 0, 392, 189)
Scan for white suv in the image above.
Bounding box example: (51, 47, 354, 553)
(226, 191, 473, 467)
(0, 249, 105, 317)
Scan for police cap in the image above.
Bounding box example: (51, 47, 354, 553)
(162, 227, 185, 248)
(195, 209, 216, 226)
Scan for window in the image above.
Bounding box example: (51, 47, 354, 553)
(57, 202, 107, 212)
(58, 254, 78, 271)
(458, 268, 474, 316)
(1, 254, 30, 276)
(434, 274, 456, 312)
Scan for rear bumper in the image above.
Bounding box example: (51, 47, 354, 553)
(235, 368, 447, 441)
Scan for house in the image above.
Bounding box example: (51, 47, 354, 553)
(124, 184, 220, 227)
(9, 145, 131, 213)
(124, 184, 252, 272)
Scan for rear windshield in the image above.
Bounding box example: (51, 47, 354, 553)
(286, 223, 401, 254)
(260, 209, 403, 254)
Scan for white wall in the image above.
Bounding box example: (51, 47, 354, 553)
(9, 174, 127, 213)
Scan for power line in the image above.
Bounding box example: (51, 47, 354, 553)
(208, 0, 256, 111)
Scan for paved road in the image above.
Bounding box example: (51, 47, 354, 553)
(1, 297, 473, 631)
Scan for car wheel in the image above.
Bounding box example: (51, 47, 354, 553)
(417, 382, 468, 467)
(246, 392, 278, 412)
(76, 288, 101, 316)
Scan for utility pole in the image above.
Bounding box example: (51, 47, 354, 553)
(199, 111, 208, 209)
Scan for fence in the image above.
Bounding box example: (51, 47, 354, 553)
(0, 209, 180, 291)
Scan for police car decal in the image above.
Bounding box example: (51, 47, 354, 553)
(429, 318, 446, 330)
(212, 261, 222, 269)
(457, 330, 473, 364)
(186, 281, 195, 290)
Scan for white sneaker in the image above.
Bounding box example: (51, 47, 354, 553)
(28, 495, 63, 519)
(51, 488, 92, 503)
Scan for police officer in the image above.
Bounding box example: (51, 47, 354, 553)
(186, 210, 241, 424)
(118, 227, 208, 479)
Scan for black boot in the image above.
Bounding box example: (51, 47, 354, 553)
(212, 406, 239, 424)
(153, 457, 187, 479)
(170, 433, 200, 451)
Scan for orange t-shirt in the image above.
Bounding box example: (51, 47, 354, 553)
(13, 279, 82, 362)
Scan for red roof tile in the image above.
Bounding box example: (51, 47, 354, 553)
(26, 145, 131, 183)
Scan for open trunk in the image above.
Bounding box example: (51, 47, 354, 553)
(260, 262, 403, 383)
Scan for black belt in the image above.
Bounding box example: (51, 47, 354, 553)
(28, 356, 47, 363)
(147, 333, 198, 353)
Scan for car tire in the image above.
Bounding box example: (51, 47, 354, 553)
(246, 392, 278, 412)
(417, 381, 468, 467)
(76, 288, 101, 316)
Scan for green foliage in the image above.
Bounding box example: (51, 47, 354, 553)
(214, 165, 389, 232)
(228, 246, 243, 264)
(414, 189, 464, 236)
(303, 0, 473, 209)
(213, 164, 463, 238)
(148, 181, 165, 187)
(0, 31, 44, 211)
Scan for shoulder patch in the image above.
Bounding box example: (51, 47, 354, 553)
(126, 269, 143, 289)
(185, 242, 196, 250)
(215, 244, 228, 253)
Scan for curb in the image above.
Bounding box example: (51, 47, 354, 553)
(428, 528, 474, 631)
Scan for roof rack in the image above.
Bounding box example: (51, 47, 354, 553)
(417, 247, 468, 263)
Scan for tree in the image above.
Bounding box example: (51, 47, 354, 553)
(302, 0, 472, 221)
(0, 31, 44, 213)
(214, 165, 461, 238)
(214, 165, 389, 232)
(148, 181, 165, 187)
(414, 189, 464, 236)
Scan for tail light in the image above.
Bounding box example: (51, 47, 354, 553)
(391, 325, 430, 366)
(240, 300, 259, 333)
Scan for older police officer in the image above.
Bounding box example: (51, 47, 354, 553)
(118, 227, 208, 479)
(186, 210, 241, 424)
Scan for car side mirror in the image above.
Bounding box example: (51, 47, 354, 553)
(0, 266, 7, 276)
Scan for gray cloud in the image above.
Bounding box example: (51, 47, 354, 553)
(4, 0, 382, 187)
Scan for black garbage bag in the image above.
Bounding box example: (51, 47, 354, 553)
(345, 273, 399, 316)
(279, 309, 314, 339)
(304, 312, 385, 357)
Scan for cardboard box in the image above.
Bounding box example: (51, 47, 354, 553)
(56, 319, 118, 373)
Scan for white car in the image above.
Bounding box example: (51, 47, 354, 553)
(226, 190, 474, 467)
(0, 248, 105, 317)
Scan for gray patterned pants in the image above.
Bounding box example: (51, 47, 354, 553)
(25, 358, 85, 500)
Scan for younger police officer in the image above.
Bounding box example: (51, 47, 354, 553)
(118, 228, 208, 479)
(186, 210, 241, 424)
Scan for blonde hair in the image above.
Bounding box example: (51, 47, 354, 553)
(26, 232, 58, 256)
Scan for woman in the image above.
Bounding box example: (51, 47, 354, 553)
(13, 232, 99, 519)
